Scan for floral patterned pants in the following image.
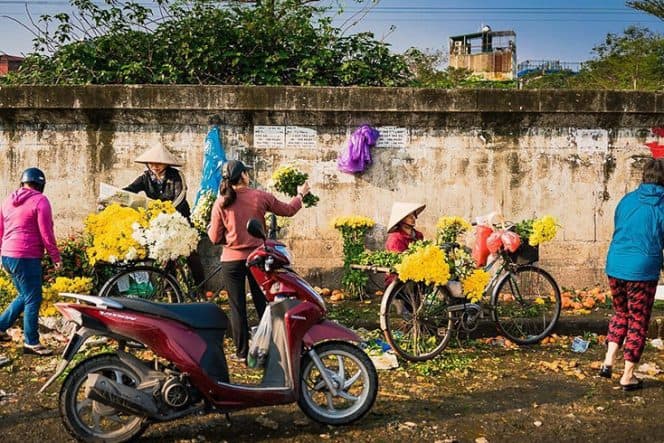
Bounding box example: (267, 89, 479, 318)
(606, 277, 657, 363)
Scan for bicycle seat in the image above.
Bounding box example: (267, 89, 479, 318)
(108, 297, 229, 330)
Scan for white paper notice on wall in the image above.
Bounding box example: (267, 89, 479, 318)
(572, 129, 609, 154)
(375, 126, 409, 149)
(254, 126, 285, 148)
(285, 126, 318, 149)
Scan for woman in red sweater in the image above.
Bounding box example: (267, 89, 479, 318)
(208, 160, 310, 362)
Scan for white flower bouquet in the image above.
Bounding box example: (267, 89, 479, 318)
(191, 190, 217, 235)
(132, 212, 200, 262)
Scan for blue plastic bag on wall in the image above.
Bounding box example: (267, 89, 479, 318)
(194, 125, 227, 206)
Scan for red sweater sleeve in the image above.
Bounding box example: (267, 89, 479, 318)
(264, 192, 302, 217)
(207, 198, 226, 245)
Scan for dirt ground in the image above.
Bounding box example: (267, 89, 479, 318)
(1, 307, 663, 443)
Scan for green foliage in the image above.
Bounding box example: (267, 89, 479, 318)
(570, 26, 664, 91)
(520, 71, 578, 89)
(513, 219, 534, 243)
(2, 0, 410, 86)
(627, 0, 664, 19)
(42, 234, 94, 285)
(335, 222, 373, 299)
(358, 250, 401, 268)
(411, 352, 477, 376)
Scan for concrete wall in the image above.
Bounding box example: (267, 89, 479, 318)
(0, 86, 662, 290)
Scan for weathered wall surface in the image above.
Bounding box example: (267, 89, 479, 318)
(0, 86, 662, 289)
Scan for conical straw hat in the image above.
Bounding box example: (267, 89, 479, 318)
(387, 202, 426, 233)
(134, 145, 183, 166)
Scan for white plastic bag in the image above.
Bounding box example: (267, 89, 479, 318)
(248, 305, 272, 368)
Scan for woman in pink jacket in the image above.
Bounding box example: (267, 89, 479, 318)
(0, 168, 62, 356)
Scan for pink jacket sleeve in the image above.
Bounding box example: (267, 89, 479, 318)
(36, 198, 61, 263)
(0, 205, 4, 252)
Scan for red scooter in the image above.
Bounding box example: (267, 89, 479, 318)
(41, 219, 378, 443)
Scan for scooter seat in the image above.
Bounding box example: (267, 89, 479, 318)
(107, 297, 229, 330)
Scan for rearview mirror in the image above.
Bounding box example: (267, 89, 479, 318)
(247, 218, 266, 240)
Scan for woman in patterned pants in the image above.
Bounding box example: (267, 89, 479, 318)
(601, 158, 664, 391)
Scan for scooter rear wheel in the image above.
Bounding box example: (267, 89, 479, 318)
(298, 341, 377, 425)
(59, 354, 149, 443)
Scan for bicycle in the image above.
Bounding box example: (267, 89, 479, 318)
(97, 213, 281, 303)
(97, 258, 217, 302)
(378, 234, 562, 362)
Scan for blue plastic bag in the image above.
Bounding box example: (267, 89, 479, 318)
(194, 126, 227, 206)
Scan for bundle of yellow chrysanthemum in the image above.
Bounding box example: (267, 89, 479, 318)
(435, 216, 472, 244)
(461, 269, 491, 303)
(41, 277, 94, 317)
(395, 243, 450, 286)
(331, 215, 375, 231)
(84, 201, 179, 265)
(0, 274, 18, 307)
(529, 215, 559, 246)
(514, 215, 559, 247)
(271, 165, 319, 207)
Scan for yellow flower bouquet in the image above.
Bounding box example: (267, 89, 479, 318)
(84, 201, 199, 265)
(395, 241, 450, 286)
(41, 276, 94, 316)
(272, 165, 319, 207)
(436, 216, 472, 244)
(514, 215, 559, 246)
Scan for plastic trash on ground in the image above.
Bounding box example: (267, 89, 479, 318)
(370, 352, 399, 370)
(570, 336, 589, 353)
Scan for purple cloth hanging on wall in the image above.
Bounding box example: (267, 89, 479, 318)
(337, 125, 380, 174)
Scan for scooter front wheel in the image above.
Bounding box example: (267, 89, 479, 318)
(298, 341, 378, 425)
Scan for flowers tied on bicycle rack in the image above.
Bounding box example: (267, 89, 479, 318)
(84, 201, 199, 265)
(394, 241, 451, 286)
(513, 215, 559, 247)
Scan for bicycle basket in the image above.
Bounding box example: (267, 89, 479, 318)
(507, 243, 539, 264)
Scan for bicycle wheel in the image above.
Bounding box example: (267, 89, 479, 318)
(98, 265, 184, 303)
(491, 265, 561, 344)
(168, 257, 198, 301)
(380, 280, 454, 362)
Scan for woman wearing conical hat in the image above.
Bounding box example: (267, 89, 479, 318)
(385, 202, 425, 286)
(124, 145, 190, 218)
(385, 202, 425, 253)
(124, 145, 205, 285)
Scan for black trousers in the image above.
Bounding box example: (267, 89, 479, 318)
(186, 251, 206, 286)
(220, 259, 266, 358)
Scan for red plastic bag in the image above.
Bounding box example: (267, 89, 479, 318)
(472, 225, 493, 266)
(501, 230, 522, 253)
(486, 231, 504, 254)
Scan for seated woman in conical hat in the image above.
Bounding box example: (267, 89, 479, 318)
(124, 145, 190, 218)
(384, 202, 425, 287)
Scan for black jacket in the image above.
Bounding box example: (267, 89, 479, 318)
(124, 167, 190, 218)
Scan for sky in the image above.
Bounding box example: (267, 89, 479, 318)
(0, 0, 661, 64)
